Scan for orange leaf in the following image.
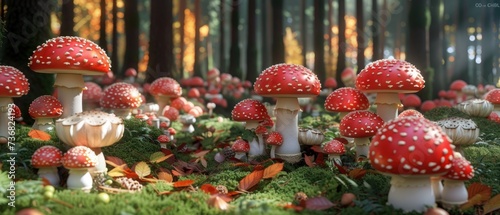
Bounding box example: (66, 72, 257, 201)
(193, 150, 211, 158)
(282, 203, 304, 212)
(237, 170, 264, 192)
(206, 194, 230, 210)
(172, 169, 185, 177)
(262, 163, 284, 179)
(158, 172, 173, 182)
(41, 177, 51, 186)
(173, 179, 194, 188)
(305, 196, 335, 210)
(348, 168, 367, 179)
(467, 182, 492, 201)
(105, 156, 126, 168)
(304, 155, 316, 167)
(28, 129, 51, 141)
(200, 184, 218, 195)
(483, 194, 500, 214)
(460, 194, 486, 211)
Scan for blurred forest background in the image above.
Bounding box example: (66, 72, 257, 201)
(0, 0, 499, 102)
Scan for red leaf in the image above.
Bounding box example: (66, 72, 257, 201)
(200, 184, 219, 195)
(262, 163, 284, 179)
(310, 145, 323, 153)
(304, 155, 316, 167)
(238, 170, 264, 191)
(253, 164, 265, 171)
(227, 190, 245, 197)
(173, 179, 194, 188)
(315, 153, 326, 166)
(348, 168, 367, 179)
(125, 170, 140, 179)
(305, 196, 335, 210)
(28, 129, 51, 141)
(105, 156, 126, 167)
(333, 160, 348, 174)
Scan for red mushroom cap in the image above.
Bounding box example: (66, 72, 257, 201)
(355, 59, 425, 93)
(231, 139, 250, 152)
(29, 95, 63, 118)
(339, 111, 384, 138)
(167, 127, 177, 135)
(324, 77, 338, 89)
(125, 68, 137, 77)
(170, 97, 187, 111)
(398, 109, 424, 118)
(442, 156, 474, 181)
(369, 116, 455, 176)
(28, 36, 111, 75)
(190, 76, 205, 88)
(324, 87, 370, 112)
(157, 134, 170, 143)
(254, 64, 321, 97)
(402, 94, 422, 108)
(266, 131, 283, 146)
(255, 125, 268, 135)
(61, 146, 97, 169)
(10, 104, 23, 120)
(31, 146, 63, 168)
(436, 100, 453, 107)
(485, 89, 500, 105)
(149, 77, 182, 97)
(488, 112, 500, 124)
(0, 66, 30, 97)
(83, 82, 103, 102)
(231, 99, 269, 122)
(187, 88, 200, 98)
(341, 67, 356, 81)
(420, 100, 436, 112)
(182, 101, 195, 113)
(445, 90, 457, 99)
(322, 139, 346, 154)
(438, 90, 447, 98)
(207, 68, 220, 80)
(449, 80, 467, 91)
(162, 105, 180, 121)
(260, 117, 274, 128)
(100, 82, 143, 109)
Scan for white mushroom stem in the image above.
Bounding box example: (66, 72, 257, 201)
(154, 95, 170, 115)
(430, 177, 443, 202)
(274, 97, 301, 163)
(32, 118, 56, 132)
(111, 109, 133, 119)
(493, 104, 500, 116)
(54, 73, 85, 118)
(66, 168, 93, 191)
(353, 137, 370, 160)
(182, 123, 195, 133)
(270, 145, 277, 158)
(37, 167, 60, 187)
(234, 152, 246, 161)
(90, 147, 107, 175)
(245, 121, 265, 158)
(441, 179, 468, 207)
(375, 92, 401, 122)
(0, 97, 13, 143)
(387, 175, 435, 213)
(327, 154, 342, 166)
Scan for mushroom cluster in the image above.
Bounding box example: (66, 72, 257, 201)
(232, 99, 271, 158)
(435, 117, 479, 156)
(29, 95, 63, 132)
(149, 77, 182, 114)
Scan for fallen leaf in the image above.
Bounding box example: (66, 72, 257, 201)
(158, 172, 173, 182)
(238, 169, 264, 192)
(200, 184, 218, 195)
(348, 168, 367, 179)
(41, 177, 51, 186)
(467, 182, 492, 201)
(200, 158, 208, 168)
(310, 145, 323, 153)
(282, 203, 304, 212)
(305, 196, 335, 210)
(150, 152, 173, 164)
(304, 155, 316, 167)
(262, 163, 284, 179)
(193, 150, 211, 158)
(134, 162, 151, 178)
(173, 179, 194, 188)
(333, 160, 348, 174)
(483, 194, 500, 214)
(315, 153, 326, 166)
(105, 156, 126, 167)
(107, 164, 128, 177)
(28, 129, 51, 141)
(460, 194, 485, 211)
(207, 194, 230, 210)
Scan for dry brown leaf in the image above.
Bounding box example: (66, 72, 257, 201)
(348, 168, 367, 179)
(304, 155, 316, 167)
(238, 170, 264, 192)
(105, 156, 126, 167)
(305, 196, 335, 210)
(262, 163, 284, 179)
(107, 164, 128, 177)
(467, 182, 492, 201)
(207, 194, 230, 210)
(483, 194, 500, 214)
(28, 129, 51, 141)
(460, 194, 485, 211)
(158, 172, 173, 182)
(200, 184, 218, 195)
(150, 152, 173, 164)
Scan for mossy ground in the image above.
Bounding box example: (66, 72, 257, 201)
(1, 107, 500, 215)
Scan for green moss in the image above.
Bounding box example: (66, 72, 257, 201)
(206, 168, 250, 190)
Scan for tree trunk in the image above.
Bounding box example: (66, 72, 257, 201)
(327, 0, 333, 56)
(60, 0, 75, 36)
(336, 0, 346, 88)
(300, 0, 307, 66)
(261, 0, 271, 69)
(147, 0, 173, 82)
(271, 0, 285, 65)
(178, 0, 186, 77)
(246, 0, 257, 82)
(123, 0, 139, 75)
(313, 0, 325, 81)
(429, 0, 444, 97)
(481, 5, 494, 85)
(452, 0, 467, 82)
(228, 0, 241, 79)
(407, 0, 431, 100)
(193, 0, 202, 77)
(219, 0, 225, 72)
(380, 0, 387, 58)
(356, 0, 365, 72)
(371, 0, 381, 61)
(99, 0, 107, 52)
(1, 0, 55, 124)
(111, 0, 119, 76)
(0, 0, 5, 20)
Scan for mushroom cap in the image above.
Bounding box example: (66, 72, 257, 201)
(29, 95, 63, 118)
(324, 87, 370, 112)
(167, 127, 177, 135)
(442, 156, 474, 181)
(266, 131, 283, 146)
(254, 64, 321, 97)
(207, 68, 220, 80)
(435, 117, 479, 145)
(31, 146, 63, 168)
(339, 111, 384, 138)
(157, 134, 170, 143)
(187, 88, 200, 98)
(322, 139, 346, 154)
(189, 76, 205, 88)
(0, 66, 30, 97)
(369, 116, 455, 176)
(61, 146, 97, 169)
(398, 109, 424, 118)
(28, 36, 111, 75)
(341, 67, 356, 81)
(355, 59, 425, 93)
(438, 90, 447, 98)
(162, 105, 180, 121)
(420, 100, 436, 112)
(149, 77, 182, 97)
(402, 94, 422, 108)
(231, 139, 250, 152)
(100, 82, 143, 109)
(485, 89, 500, 104)
(83, 82, 103, 102)
(125, 68, 137, 77)
(170, 97, 187, 111)
(231, 99, 269, 122)
(324, 77, 337, 89)
(449, 80, 467, 91)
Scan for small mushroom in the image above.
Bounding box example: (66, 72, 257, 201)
(29, 95, 63, 132)
(31, 146, 63, 186)
(179, 114, 196, 133)
(441, 153, 474, 209)
(149, 77, 182, 115)
(266, 131, 283, 158)
(340, 110, 384, 160)
(62, 146, 98, 191)
(157, 134, 170, 149)
(100, 82, 143, 119)
(322, 139, 346, 165)
(231, 138, 250, 160)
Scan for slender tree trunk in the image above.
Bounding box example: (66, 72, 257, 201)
(123, 0, 139, 74)
(261, 0, 271, 69)
(356, 0, 365, 72)
(327, 0, 333, 55)
(313, 0, 325, 81)
(336, 0, 346, 88)
(111, 0, 119, 75)
(371, 0, 381, 61)
(99, 0, 107, 52)
(193, 0, 202, 77)
(301, 0, 307, 66)
(147, 0, 173, 82)
(219, 0, 225, 72)
(380, 0, 387, 58)
(452, 0, 467, 82)
(60, 0, 75, 36)
(246, 0, 257, 82)
(430, 0, 444, 97)
(0, 0, 5, 20)
(178, 0, 186, 77)
(271, 0, 285, 65)
(482, 4, 494, 85)
(1, 0, 55, 124)
(228, 0, 241, 78)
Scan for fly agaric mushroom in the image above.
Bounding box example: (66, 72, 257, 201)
(149, 77, 182, 115)
(231, 138, 250, 160)
(266, 131, 283, 158)
(162, 105, 180, 121)
(435, 117, 479, 156)
(167, 127, 177, 142)
(450, 80, 467, 103)
(31, 146, 63, 186)
(441, 153, 474, 208)
(341, 67, 356, 87)
(356, 59, 425, 122)
(369, 116, 455, 213)
(322, 77, 338, 95)
(254, 64, 321, 163)
(402, 94, 422, 110)
(324, 87, 370, 120)
(124, 68, 137, 83)
(56, 110, 124, 175)
(62, 146, 98, 191)
(322, 139, 346, 165)
(28, 36, 111, 118)
(0, 66, 30, 143)
(157, 134, 170, 149)
(398, 109, 424, 118)
(232, 99, 270, 158)
(339, 110, 384, 160)
(100, 82, 143, 119)
(420, 100, 437, 112)
(485, 89, 500, 115)
(456, 99, 493, 117)
(29, 95, 63, 132)
(82, 82, 102, 111)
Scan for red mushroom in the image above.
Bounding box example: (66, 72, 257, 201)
(162, 105, 180, 121)
(0, 66, 30, 143)
(254, 64, 321, 163)
(28, 36, 111, 118)
(450, 80, 467, 103)
(167, 127, 177, 141)
(401, 94, 422, 110)
(324, 87, 370, 120)
(485, 89, 500, 115)
(441, 153, 474, 208)
(231, 99, 270, 158)
(369, 116, 455, 213)
(231, 138, 250, 160)
(31, 146, 63, 186)
(149, 77, 182, 114)
(355, 59, 425, 122)
(157, 134, 170, 149)
(341, 67, 356, 87)
(100, 82, 143, 119)
(62, 146, 98, 191)
(82, 82, 102, 111)
(322, 139, 346, 165)
(322, 77, 338, 95)
(398, 109, 424, 118)
(488, 112, 500, 124)
(187, 88, 201, 99)
(419, 100, 436, 112)
(124, 68, 137, 83)
(339, 110, 384, 160)
(29, 95, 63, 132)
(265, 131, 283, 158)
(170, 97, 187, 111)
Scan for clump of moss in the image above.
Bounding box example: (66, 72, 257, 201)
(206, 168, 250, 190)
(424, 106, 470, 121)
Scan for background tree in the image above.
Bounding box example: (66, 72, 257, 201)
(60, 0, 75, 36)
(178, 0, 187, 77)
(429, 0, 444, 96)
(111, 0, 119, 75)
(371, 0, 381, 61)
(99, 0, 107, 52)
(246, 0, 257, 82)
(313, 0, 325, 81)
(452, 0, 467, 82)
(0, 0, 55, 124)
(300, 0, 307, 66)
(219, 0, 225, 72)
(271, 0, 284, 65)
(260, 0, 271, 69)
(193, 0, 202, 77)
(146, 0, 173, 82)
(228, 0, 241, 79)
(123, 0, 139, 74)
(356, 0, 365, 73)
(336, 0, 346, 88)
(481, 5, 494, 85)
